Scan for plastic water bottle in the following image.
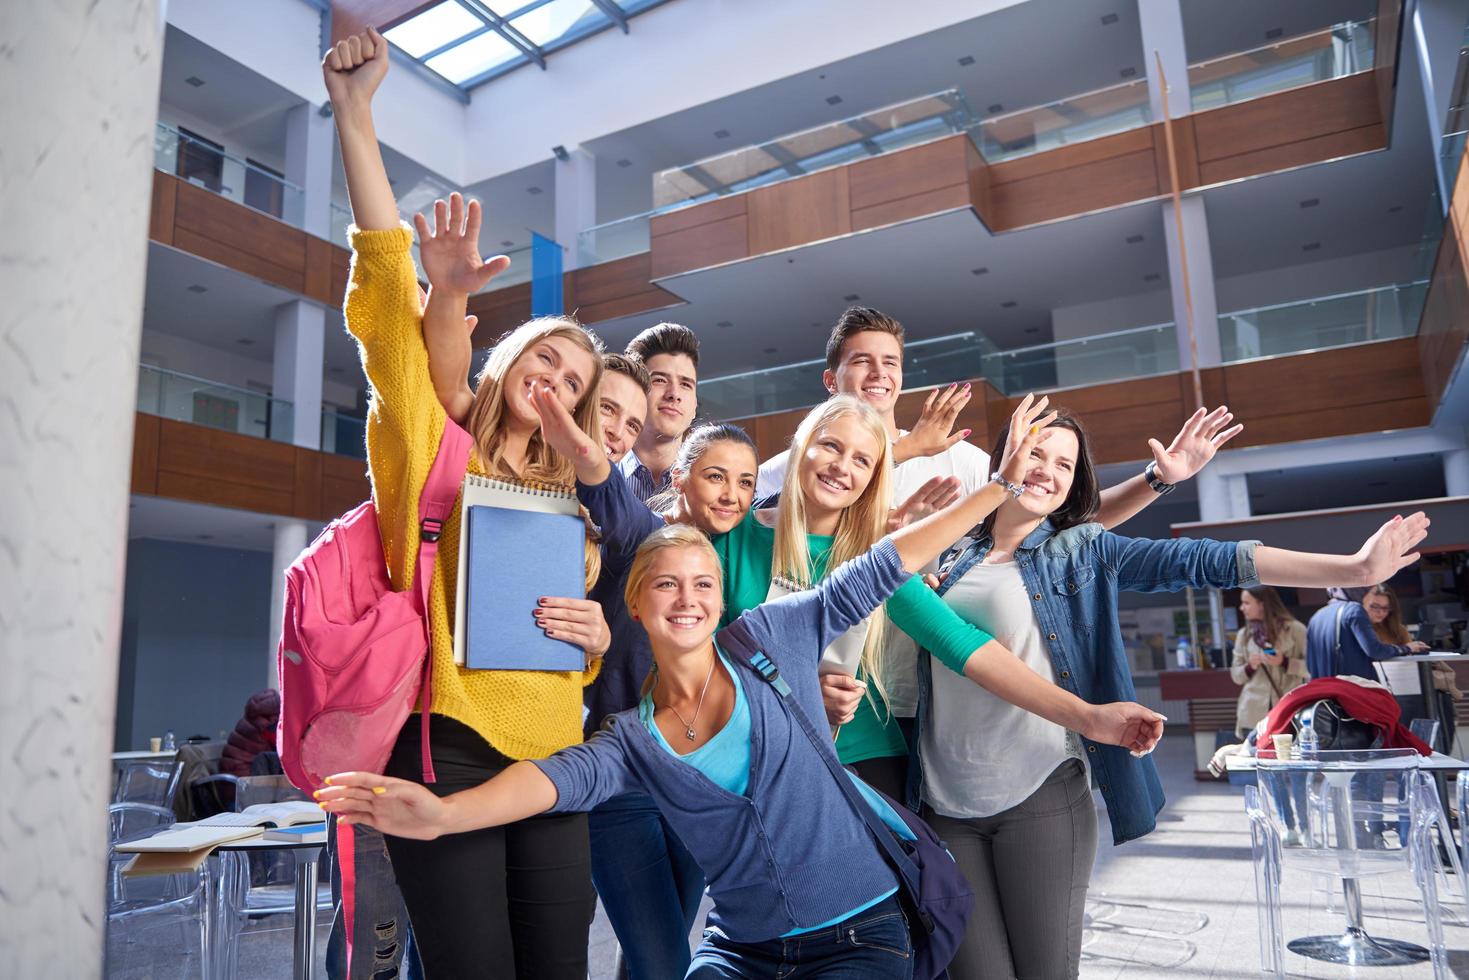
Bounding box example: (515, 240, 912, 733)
(1297, 715, 1317, 759)
(162, 729, 176, 752)
(1175, 637, 1192, 669)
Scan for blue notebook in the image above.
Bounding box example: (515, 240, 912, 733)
(463, 500, 586, 671)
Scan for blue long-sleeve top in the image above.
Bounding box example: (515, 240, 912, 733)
(1305, 597, 1414, 681)
(534, 538, 913, 942)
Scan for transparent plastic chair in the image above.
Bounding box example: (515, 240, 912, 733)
(106, 802, 207, 965)
(1245, 748, 1448, 977)
(113, 759, 183, 809)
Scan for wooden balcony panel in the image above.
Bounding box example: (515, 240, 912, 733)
(578, 290, 685, 325)
(1220, 338, 1424, 423)
(171, 227, 307, 295)
(292, 448, 323, 519)
(966, 140, 994, 218)
(989, 148, 1162, 231)
(651, 195, 747, 236)
(567, 251, 682, 324)
(155, 471, 298, 516)
(649, 211, 749, 280)
(1230, 397, 1430, 449)
(131, 413, 160, 495)
(1197, 123, 1385, 187)
(173, 178, 308, 270)
(988, 126, 1156, 185)
(746, 168, 852, 255)
(1192, 72, 1382, 164)
(149, 171, 177, 246)
(156, 417, 299, 490)
(330, 248, 351, 309)
(847, 135, 971, 212)
(850, 184, 972, 234)
(467, 282, 533, 345)
(304, 236, 336, 306)
(319, 453, 370, 520)
(1152, 118, 1202, 193)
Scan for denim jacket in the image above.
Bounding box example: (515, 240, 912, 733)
(914, 520, 1260, 845)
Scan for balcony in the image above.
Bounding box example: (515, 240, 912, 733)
(1189, 18, 1376, 112)
(155, 122, 305, 228)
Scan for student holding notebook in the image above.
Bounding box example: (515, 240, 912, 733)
(325, 30, 610, 978)
(318, 403, 1166, 979)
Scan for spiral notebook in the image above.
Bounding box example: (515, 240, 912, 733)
(453, 475, 586, 671)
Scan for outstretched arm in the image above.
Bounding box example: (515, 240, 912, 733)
(1095, 406, 1243, 529)
(324, 27, 396, 232)
(319, 762, 557, 838)
(1254, 513, 1429, 587)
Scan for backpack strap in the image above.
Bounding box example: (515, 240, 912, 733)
(717, 619, 928, 929)
(411, 418, 476, 783)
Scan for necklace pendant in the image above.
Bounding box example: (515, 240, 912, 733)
(685, 727, 697, 741)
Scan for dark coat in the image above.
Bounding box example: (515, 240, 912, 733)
(221, 689, 280, 777)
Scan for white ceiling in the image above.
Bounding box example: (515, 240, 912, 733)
(128, 494, 308, 553)
(1180, 0, 1377, 65)
(142, 243, 362, 384)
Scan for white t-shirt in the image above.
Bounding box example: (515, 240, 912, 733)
(921, 559, 1086, 818)
(755, 432, 991, 715)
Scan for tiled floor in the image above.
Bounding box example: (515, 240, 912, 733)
(106, 735, 1469, 978)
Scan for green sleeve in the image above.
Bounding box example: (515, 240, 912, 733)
(884, 576, 994, 676)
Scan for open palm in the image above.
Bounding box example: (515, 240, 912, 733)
(1148, 406, 1243, 484)
(413, 192, 510, 295)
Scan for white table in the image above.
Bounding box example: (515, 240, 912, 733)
(208, 835, 325, 980)
(1226, 750, 1469, 773)
(111, 750, 177, 762)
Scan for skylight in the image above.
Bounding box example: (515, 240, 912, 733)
(383, 0, 675, 91)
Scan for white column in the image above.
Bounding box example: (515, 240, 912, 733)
(1444, 448, 1469, 497)
(0, 1, 163, 974)
(1195, 469, 1251, 523)
(284, 101, 334, 238)
(273, 300, 325, 450)
(269, 520, 310, 689)
(555, 146, 597, 268)
(1137, 0, 1191, 120)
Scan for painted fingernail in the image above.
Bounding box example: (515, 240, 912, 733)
(323, 776, 334, 786)
(539, 597, 548, 605)
(961, 429, 971, 437)
(372, 786, 387, 795)
(963, 382, 971, 389)
(312, 789, 323, 799)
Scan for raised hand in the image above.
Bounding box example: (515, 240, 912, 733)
(530, 382, 608, 484)
(535, 597, 611, 660)
(322, 26, 390, 118)
(1082, 702, 1167, 756)
(1354, 513, 1430, 585)
(887, 475, 961, 533)
(316, 772, 450, 839)
(1147, 406, 1243, 484)
(414, 193, 510, 297)
(894, 383, 972, 463)
(996, 393, 1058, 487)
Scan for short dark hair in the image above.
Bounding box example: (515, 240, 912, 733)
(602, 352, 651, 394)
(825, 307, 906, 370)
(977, 408, 1100, 540)
(626, 322, 699, 369)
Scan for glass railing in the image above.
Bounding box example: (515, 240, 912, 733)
(1219, 280, 1429, 362)
(136, 363, 294, 443)
(653, 90, 975, 210)
(320, 409, 367, 459)
(577, 213, 652, 267)
(986, 323, 1178, 393)
(1189, 18, 1376, 112)
(970, 79, 1153, 163)
(155, 121, 305, 227)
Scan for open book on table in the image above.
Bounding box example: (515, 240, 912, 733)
(116, 800, 325, 876)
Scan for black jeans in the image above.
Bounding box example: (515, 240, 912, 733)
(383, 715, 595, 980)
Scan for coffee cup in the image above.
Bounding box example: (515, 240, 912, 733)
(149, 737, 163, 753)
(1271, 733, 1293, 758)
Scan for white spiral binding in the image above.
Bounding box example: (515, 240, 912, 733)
(463, 474, 577, 500)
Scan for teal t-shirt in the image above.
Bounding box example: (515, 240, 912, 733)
(712, 510, 993, 763)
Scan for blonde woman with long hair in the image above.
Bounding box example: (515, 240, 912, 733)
(327, 31, 612, 977)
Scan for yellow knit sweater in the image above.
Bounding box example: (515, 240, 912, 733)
(345, 225, 597, 760)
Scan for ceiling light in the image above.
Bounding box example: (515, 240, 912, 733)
(717, 321, 733, 328)
(811, 322, 822, 328)
(957, 55, 975, 66)
(1119, 67, 1137, 79)
(500, 239, 515, 247)
(185, 75, 205, 87)
(971, 267, 989, 276)
(763, 346, 778, 354)
(615, 158, 632, 168)
(1302, 242, 1321, 252)
(1265, 27, 1284, 39)
(714, 129, 731, 139)
(1143, 273, 1162, 282)
(526, 186, 543, 195)
(196, 534, 214, 541)
(1001, 301, 1018, 309)
(236, 338, 255, 346)
(1101, 13, 1119, 25)
(1126, 234, 1144, 244)
(1299, 198, 1320, 208)
(1388, 205, 1403, 213)
(987, 103, 1004, 113)
(843, 294, 860, 302)
(1025, 326, 1041, 333)
(186, 284, 208, 293)
(826, 95, 843, 106)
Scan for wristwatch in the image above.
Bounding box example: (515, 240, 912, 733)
(990, 473, 1025, 499)
(1143, 460, 1176, 495)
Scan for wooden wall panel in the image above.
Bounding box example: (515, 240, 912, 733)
(467, 282, 533, 345)
(1192, 72, 1383, 170)
(303, 236, 335, 306)
(149, 171, 177, 246)
(567, 252, 682, 324)
(1197, 124, 1384, 187)
(292, 448, 323, 519)
(848, 136, 970, 211)
(649, 196, 749, 280)
(987, 128, 1162, 230)
(330, 247, 351, 309)
(746, 168, 852, 255)
(320, 454, 371, 519)
(131, 413, 160, 495)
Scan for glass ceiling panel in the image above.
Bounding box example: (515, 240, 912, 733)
(510, 1, 606, 48)
(383, 2, 483, 58)
(426, 30, 524, 83)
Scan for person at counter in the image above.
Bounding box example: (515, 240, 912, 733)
(1366, 583, 1460, 745)
(1229, 587, 1308, 737)
(1305, 585, 1428, 682)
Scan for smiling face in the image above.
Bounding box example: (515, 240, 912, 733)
(675, 439, 758, 535)
(598, 371, 647, 464)
(1006, 425, 1079, 519)
(825, 331, 903, 416)
(1240, 589, 1263, 623)
(796, 413, 883, 531)
(644, 352, 698, 440)
(502, 335, 597, 430)
(630, 545, 722, 657)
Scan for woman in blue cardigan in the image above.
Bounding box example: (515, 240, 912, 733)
(318, 396, 1167, 979)
(913, 408, 1430, 980)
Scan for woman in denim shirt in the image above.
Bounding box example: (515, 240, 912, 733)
(915, 409, 1429, 980)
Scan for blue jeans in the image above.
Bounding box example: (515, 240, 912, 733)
(687, 896, 913, 979)
(325, 820, 423, 980)
(590, 792, 706, 979)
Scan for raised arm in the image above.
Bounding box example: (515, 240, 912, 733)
(1094, 406, 1242, 529)
(324, 27, 397, 232)
(1253, 513, 1429, 588)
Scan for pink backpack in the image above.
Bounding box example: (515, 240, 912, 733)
(276, 419, 473, 793)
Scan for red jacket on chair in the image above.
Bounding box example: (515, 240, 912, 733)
(221, 689, 281, 776)
(1261, 676, 1432, 755)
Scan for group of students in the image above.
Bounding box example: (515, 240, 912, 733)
(310, 28, 1433, 980)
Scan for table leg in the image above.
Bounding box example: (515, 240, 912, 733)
(1418, 661, 1456, 850)
(293, 853, 320, 980)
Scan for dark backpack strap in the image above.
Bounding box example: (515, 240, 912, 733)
(718, 620, 925, 909)
(411, 418, 476, 782)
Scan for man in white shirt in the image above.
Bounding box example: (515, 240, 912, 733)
(757, 307, 1242, 734)
(618, 323, 701, 503)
